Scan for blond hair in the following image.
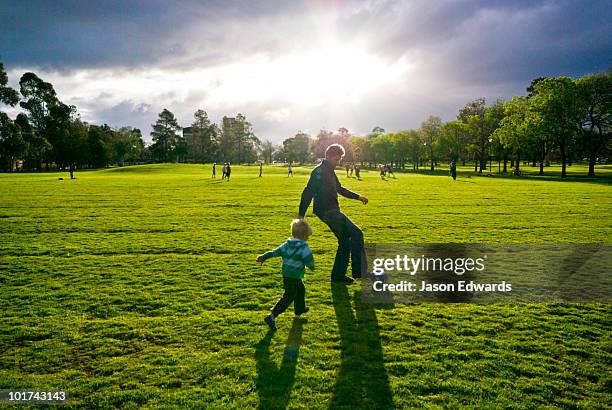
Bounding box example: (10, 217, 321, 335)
(291, 219, 312, 240)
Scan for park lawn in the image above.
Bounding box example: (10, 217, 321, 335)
(0, 163, 610, 408)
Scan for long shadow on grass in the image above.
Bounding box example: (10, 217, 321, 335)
(329, 283, 393, 409)
(255, 317, 305, 409)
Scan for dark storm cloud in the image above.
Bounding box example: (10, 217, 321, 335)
(1, 0, 610, 140)
(2, 0, 609, 77)
(0, 0, 306, 70)
(339, 0, 611, 85)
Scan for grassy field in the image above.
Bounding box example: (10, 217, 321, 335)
(1, 163, 611, 408)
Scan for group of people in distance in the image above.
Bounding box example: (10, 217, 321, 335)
(344, 162, 361, 179)
(211, 162, 232, 181)
(379, 163, 395, 179)
(257, 144, 369, 331)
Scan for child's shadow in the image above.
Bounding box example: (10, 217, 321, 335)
(255, 317, 306, 409)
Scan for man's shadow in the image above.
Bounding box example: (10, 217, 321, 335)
(330, 284, 394, 409)
(255, 317, 306, 409)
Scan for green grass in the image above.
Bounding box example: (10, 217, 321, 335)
(1, 163, 610, 408)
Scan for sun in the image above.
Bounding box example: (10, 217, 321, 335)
(206, 41, 413, 107)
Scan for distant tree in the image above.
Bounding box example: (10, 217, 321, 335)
(527, 77, 547, 97)
(420, 116, 443, 171)
(0, 62, 24, 170)
(220, 113, 258, 163)
(189, 109, 219, 163)
(493, 96, 532, 175)
(370, 126, 385, 136)
(65, 117, 88, 168)
(150, 109, 181, 162)
(113, 127, 145, 165)
(282, 132, 311, 164)
(370, 133, 394, 165)
(458, 98, 487, 172)
(0, 62, 19, 107)
(483, 98, 507, 172)
(576, 72, 611, 176)
(532, 77, 581, 178)
(19, 72, 58, 133)
(87, 124, 113, 168)
(312, 129, 335, 159)
(15, 113, 50, 170)
(0, 112, 25, 171)
(407, 130, 423, 170)
(349, 136, 368, 166)
(19, 72, 73, 168)
(392, 130, 411, 168)
(260, 139, 276, 164)
(441, 121, 469, 163)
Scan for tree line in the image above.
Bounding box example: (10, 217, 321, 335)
(277, 73, 610, 178)
(0, 62, 260, 171)
(1, 60, 609, 177)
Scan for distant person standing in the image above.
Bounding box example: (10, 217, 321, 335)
(226, 162, 232, 181)
(345, 163, 350, 177)
(379, 164, 386, 179)
(222, 163, 227, 180)
(259, 161, 263, 177)
(349, 163, 354, 177)
(450, 161, 457, 180)
(354, 164, 361, 180)
(386, 164, 395, 178)
(298, 144, 369, 284)
(288, 163, 293, 177)
(212, 163, 217, 179)
(69, 163, 76, 180)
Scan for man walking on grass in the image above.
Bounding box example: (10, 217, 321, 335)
(298, 144, 369, 284)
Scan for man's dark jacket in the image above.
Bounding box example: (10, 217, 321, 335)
(298, 160, 359, 217)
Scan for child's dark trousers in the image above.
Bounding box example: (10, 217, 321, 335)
(271, 277, 306, 317)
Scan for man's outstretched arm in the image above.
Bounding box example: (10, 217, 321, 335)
(335, 174, 368, 204)
(298, 169, 320, 217)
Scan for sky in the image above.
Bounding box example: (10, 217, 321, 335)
(1, 0, 610, 144)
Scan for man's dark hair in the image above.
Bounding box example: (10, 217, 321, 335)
(325, 144, 345, 158)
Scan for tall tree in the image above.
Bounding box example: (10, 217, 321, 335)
(282, 132, 311, 164)
(189, 109, 219, 163)
(458, 98, 487, 172)
(532, 77, 581, 178)
(0, 62, 24, 171)
(260, 139, 275, 164)
(221, 113, 258, 163)
(392, 130, 411, 168)
(576, 72, 611, 176)
(441, 121, 469, 164)
(407, 130, 423, 170)
(19, 72, 73, 168)
(421, 115, 443, 171)
(150, 109, 181, 162)
(0, 112, 25, 171)
(493, 96, 532, 175)
(0, 62, 19, 107)
(15, 113, 50, 170)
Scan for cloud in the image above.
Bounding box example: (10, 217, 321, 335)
(1, 0, 610, 143)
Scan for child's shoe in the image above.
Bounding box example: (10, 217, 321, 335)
(264, 314, 277, 331)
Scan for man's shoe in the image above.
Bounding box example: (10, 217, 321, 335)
(264, 314, 277, 331)
(331, 276, 355, 284)
(296, 307, 309, 316)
